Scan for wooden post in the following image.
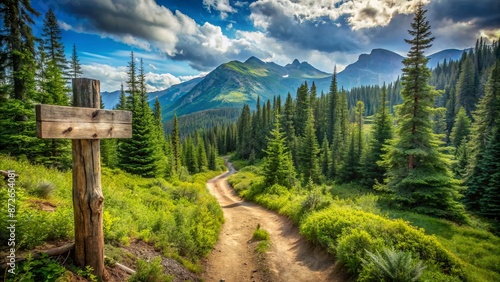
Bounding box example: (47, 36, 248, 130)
(72, 78, 105, 279)
(35, 78, 132, 281)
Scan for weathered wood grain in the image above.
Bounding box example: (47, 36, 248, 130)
(35, 104, 132, 139)
(71, 78, 105, 280)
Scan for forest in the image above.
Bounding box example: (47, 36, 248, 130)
(1, 1, 499, 282)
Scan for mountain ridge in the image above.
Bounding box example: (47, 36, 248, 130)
(101, 48, 464, 117)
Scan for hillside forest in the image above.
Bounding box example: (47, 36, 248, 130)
(1, 1, 500, 282)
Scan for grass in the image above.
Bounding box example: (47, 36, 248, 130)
(212, 91, 250, 103)
(252, 225, 270, 253)
(228, 167, 500, 282)
(0, 155, 225, 280)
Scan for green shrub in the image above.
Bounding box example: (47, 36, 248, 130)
(128, 257, 172, 282)
(359, 247, 426, 282)
(13, 253, 67, 282)
(336, 229, 384, 274)
(299, 206, 465, 278)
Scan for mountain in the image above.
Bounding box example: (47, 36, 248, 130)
(162, 56, 331, 119)
(316, 48, 405, 91)
(101, 90, 121, 109)
(427, 49, 464, 69)
(103, 47, 465, 118)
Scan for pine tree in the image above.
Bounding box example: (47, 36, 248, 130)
(478, 126, 500, 218)
(298, 109, 321, 183)
(196, 134, 208, 172)
(450, 107, 471, 149)
(237, 104, 252, 158)
(455, 55, 477, 118)
(262, 114, 296, 188)
(320, 134, 330, 177)
(184, 137, 198, 174)
(294, 82, 309, 136)
(328, 67, 339, 143)
(465, 60, 500, 211)
(1, 0, 39, 100)
(116, 83, 127, 110)
(42, 9, 67, 71)
(380, 4, 465, 222)
(70, 44, 83, 79)
(208, 143, 218, 171)
(171, 114, 182, 175)
(117, 57, 159, 177)
(282, 93, 297, 164)
(363, 84, 393, 188)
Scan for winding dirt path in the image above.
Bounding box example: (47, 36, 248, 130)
(202, 161, 345, 282)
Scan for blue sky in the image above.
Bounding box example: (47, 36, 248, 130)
(31, 0, 500, 91)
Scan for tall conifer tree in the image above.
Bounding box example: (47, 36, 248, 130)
(363, 84, 393, 187)
(380, 4, 465, 222)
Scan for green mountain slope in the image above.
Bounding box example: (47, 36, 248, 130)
(162, 57, 331, 119)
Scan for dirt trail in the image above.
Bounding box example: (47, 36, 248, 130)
(202, 161, 345, 282)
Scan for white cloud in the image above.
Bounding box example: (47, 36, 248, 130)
(203, 0, 237, 19)
(179, 72, 209, 82)
(249, 0, 430, 30)
(81, 64, 128, 92)
(58, 21, 72, 31)
(145, 72, 181, 92)
(81, 63, 186, 92)
(149, 63, 157, 70)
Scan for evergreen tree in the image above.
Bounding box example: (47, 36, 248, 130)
(184, 137, 198, 174)
(282, 93, 297, 164)
(262, 114, 296, 188)
(70, 43, 82, 79)
(116, 83, 127, 110)
(320, 134, 330, 177)
(297, 109, 321, 183)
(1, 0, 39, 100)
(478, 126, 500, 218)
(42, 9, 67, 70)
(294, 82, 309, 136)
(339, 126, 358, 183)
(237, 104, 252, 158)
(455, 55, 477, 118)
(171, 114, 182, 175)
(328, 67, 339, 143)
(363, 84, 393, 188)
(466, 60, 500, 211)
(208, 143, 218, 171)
(380, 4, 465, 222)
(450, 107, 472, 149)
(118, 57, 159, 177)
(196, 134, 208, 172)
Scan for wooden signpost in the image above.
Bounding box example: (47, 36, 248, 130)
(35, 78, 132, 280)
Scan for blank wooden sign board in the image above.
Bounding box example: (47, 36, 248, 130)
(35, 78, 132, 280)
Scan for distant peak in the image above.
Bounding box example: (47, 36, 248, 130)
(292, 59, 300, 65)
(245, 56, 263, 64)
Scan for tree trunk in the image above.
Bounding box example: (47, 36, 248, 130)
(71, 78, 105, 280)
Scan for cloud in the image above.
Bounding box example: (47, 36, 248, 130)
(234, 1, 248, 8)
(145, 72, 181, 92)
(59, 0, 252, 70)
(426, 0, 500, 50)
(81, 64, 128, 92)
(202, 0, 236, 19)
(81, 63, 184, 92)
(149, 63, 157, 70)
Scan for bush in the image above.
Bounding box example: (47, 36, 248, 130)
(128, 257, 172, 282)
(299, 206, 465, 278)
(359, 247, 426, 282)
(336, 229, 384, 274)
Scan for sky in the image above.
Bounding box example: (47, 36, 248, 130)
(30, 0, 500, 92)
